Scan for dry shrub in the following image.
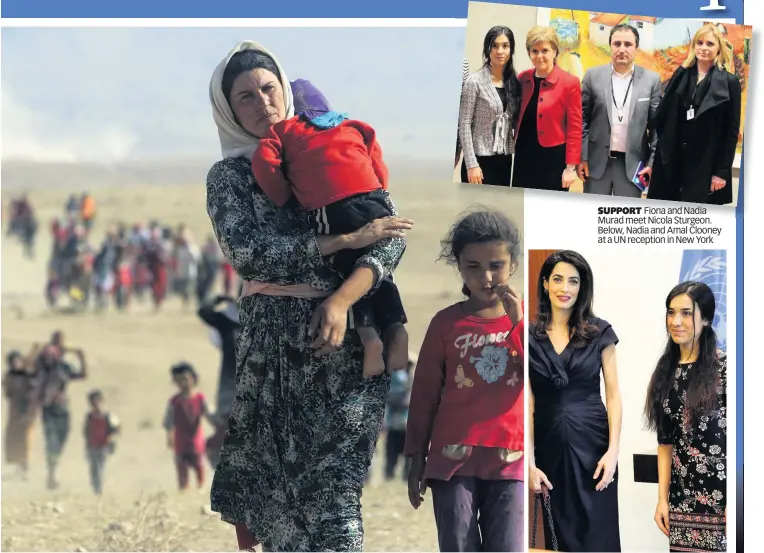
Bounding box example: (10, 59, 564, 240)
(96, 491, 214, 552)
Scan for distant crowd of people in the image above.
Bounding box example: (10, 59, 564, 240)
(40, 194, 239, 312)
(3, 186, 415, 504)
(3, 192, 245, 493)
(5, 192, 239, 312)
(48, 218, 237, 312)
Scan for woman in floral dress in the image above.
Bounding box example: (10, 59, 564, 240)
(205, 41, 413, 552)
(645, 281, 727, 552)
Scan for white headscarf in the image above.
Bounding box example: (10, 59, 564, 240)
(209, 40, 295, 159)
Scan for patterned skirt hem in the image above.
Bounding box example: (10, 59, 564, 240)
(669, 511, 726, 552)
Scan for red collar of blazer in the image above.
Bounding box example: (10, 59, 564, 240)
(520, 63, 564, 86)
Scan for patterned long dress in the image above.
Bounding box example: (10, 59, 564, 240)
(659, 352, 727, 552)
(206, 157, 404, 552)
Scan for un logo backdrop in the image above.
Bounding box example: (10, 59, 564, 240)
(680, 250, 727, 351)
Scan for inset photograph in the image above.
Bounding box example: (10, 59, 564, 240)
(527, 248, 729, 551)
(456, 1, 751, 206)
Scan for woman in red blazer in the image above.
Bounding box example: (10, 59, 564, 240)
(512, 26, 582, 191)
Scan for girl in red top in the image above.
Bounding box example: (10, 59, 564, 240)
(405, 209, 525, 552)
(163, 362, 216, 490)
(251, 79, 408, 379)
(83, 389, 120, 495)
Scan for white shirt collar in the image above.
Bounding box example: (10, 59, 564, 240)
(611, 62, 635, 77)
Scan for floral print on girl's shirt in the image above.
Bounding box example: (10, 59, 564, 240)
(659, 352, 727, 515)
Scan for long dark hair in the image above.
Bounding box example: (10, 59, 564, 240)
(438, 206, 522, 297)
(645, 282, 719, 433)
(482, 26, 521, 121)
(533, 250, 600, 345)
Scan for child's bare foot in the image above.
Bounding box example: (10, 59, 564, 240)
(385, 323, 409, 373)
(358, 327, 385, 378)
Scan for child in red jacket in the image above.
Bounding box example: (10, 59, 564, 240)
(83, 389, 120, 495)
(163, 362, 217, 490)
(251, 79, 408, 378)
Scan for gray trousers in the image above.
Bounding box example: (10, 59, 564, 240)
(584, 156, 642, 198)
(87, 446, 108, 494)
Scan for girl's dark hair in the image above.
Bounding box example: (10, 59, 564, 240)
(533, 250, 600, 346)
(171, 361, 199, 384)
(645, 281, 719, 434)
(222, 50, 282, 105)
(482, 26, 522, 121)
(88, 389, 104, 403)
(438, 206, 522, 297)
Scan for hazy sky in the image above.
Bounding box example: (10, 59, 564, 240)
(1, 27, 465, 163)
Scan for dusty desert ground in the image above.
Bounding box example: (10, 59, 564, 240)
(0, 167, 524, 552)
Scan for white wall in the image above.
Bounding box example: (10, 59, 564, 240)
(463, 2, 538, 75)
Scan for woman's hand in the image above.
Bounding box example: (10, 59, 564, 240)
(407, 454, 428, 509)
(345, 217, 414, 250)
(711, 176, 727, 192)
(654, 499, 670, 537)
(466, 167, 483, 184)
(594, 448, 618, 491)
(493, 282, 523, 326)
(529, 465, 553, 493)
(315, 216, 413, 257)
(308, 295, 351, 357)
(562, 167, 577, 189)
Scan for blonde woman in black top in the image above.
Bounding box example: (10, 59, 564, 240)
(647, 23, 741, 205)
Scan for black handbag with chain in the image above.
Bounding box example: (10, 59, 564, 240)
(531, 486, 559, 552)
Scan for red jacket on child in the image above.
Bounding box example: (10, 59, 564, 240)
(84, 411, 119, 449)
(252, 116, 388, 211)
(165, 392, 207, 456)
